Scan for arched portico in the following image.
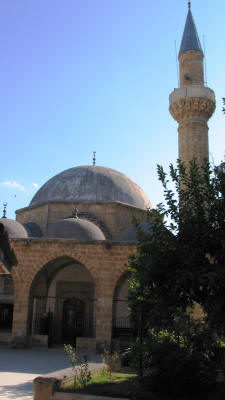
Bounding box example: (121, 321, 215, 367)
(27, 256, 96, 347)
(10, 240, 135, 349)
(11, 245, 101, 343)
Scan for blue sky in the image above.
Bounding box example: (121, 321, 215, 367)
(0, 0, 224, 219)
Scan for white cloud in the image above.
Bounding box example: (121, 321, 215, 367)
(1, 181, 25, 191)
(32, 183, 39, 188)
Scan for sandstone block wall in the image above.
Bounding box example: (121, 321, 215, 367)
(16, 203, 49, 233)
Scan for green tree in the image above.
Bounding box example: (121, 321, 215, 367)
(129, 159, 225, 336)
(128, 160, 225, 392)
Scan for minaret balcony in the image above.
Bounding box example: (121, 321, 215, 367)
(169, 86, 216, 123)
(169, 86, 215, 107)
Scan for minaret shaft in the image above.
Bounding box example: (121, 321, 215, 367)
(178, 120, 208, 164)
(179, 50, 204, 87)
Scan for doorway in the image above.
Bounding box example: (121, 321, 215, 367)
(62, 298, 85, 344)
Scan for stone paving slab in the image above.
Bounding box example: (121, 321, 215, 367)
(0, 348, 102, 400)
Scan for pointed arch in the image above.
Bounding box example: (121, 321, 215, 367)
(27, 254, 98, 344)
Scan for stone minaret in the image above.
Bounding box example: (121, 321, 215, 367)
(169, 3, 216, 165)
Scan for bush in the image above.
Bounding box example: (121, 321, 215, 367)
(132, 323, 222, 396)
(64, 344, 91, 390)
(100, 345, 121, 379)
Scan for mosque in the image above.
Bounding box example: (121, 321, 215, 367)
(0, 4, 216, 350)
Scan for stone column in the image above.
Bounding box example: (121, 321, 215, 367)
(11, 283, 30, 347)
(95, 295, 113, 350)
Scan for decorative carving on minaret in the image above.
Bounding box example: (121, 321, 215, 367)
(170, 97, 215, 124)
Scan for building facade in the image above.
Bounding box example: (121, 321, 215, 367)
(0, 166, 151, 349)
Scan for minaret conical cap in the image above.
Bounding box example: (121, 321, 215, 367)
(179, 8, 203, 57)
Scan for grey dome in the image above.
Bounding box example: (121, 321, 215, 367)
(30, 166, 151, 210)
(117, 221, 152, 242)
(45, 218, 106, 241)
(0, 218, 28, 239)
(23, 222, 42, 238)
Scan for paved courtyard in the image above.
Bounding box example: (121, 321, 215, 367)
(0, 347, 102, 400)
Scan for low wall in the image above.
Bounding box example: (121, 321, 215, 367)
(0, 331, 12, 345)
(34, 365, 108, 400)
(11, 334, 48, 349)
(53, 393, 128, 400)
(76, 338, 96, 352)
(34, 372, 129, 400)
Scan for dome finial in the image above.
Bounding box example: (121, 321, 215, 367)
(93, 151, 96, 166)
(188, 1, 191, 9)
(2, 202, 7, 218)
(72, 206, 79, 219)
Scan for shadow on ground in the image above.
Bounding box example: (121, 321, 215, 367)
(0, 348, 69, 374)
(0, 348, 103, 400)
(0, 348, 101, 374)
(0, 380, 33, 399)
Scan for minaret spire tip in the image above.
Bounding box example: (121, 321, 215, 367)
(179, 1, 203, 57)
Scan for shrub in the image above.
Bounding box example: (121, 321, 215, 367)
(64, 344, 91, 390)
(132, 323, 222, 396)
(101, 345, 121, 379)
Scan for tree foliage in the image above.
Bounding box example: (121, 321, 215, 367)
(129, 160, 225, 336)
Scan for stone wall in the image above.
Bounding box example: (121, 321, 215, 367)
(0, 331, 12, 345)
(16, 203, 49, 233)
(76, 337, 96, 352)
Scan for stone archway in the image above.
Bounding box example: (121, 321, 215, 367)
(112, 272, 132, 350)
(28, 256, 96, 347)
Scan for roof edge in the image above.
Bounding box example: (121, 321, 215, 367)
(16, 200, 151, 215)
